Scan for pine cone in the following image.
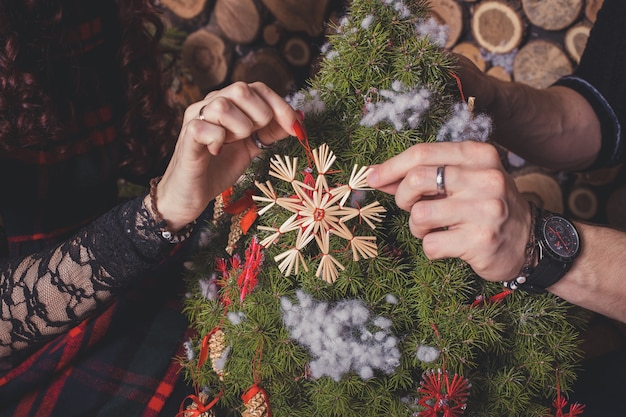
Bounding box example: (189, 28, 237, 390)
(241, 389, 269, 417)
(225, 211, 245, 255)
(209, 328, 227, 380)
(212, 193, 225, 225)
(184, 391, 216, 417)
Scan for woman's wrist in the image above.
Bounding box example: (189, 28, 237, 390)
(144, 176, 196, 242)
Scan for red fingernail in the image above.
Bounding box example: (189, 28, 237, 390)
(292, 120, 307, 141)
(296, 109, 305, 121)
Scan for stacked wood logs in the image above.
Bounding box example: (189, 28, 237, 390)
(160, 0, 342, 97)
(432, 0, 601, 88)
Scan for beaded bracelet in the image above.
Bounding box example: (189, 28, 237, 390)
(503, 201, 538, 291)
(149, 176, 196, 244)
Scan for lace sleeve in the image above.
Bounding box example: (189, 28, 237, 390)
(0, 194, 194, 359)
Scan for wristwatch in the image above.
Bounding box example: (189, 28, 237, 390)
(519, 209, 581, 294)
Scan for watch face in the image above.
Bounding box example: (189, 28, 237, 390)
(541, 215, 580, 261)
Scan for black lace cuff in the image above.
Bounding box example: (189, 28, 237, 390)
(88, 195, 195, 287)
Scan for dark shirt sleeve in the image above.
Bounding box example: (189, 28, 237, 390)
(552, 0, 626, 169)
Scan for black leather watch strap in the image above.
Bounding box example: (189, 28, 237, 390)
(519, 255, 571, 294)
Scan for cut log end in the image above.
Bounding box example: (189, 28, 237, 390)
(567, 187, 599, 220)
(263, 23, 284, 46)
(282, 37, 312, 67)
(214, 0, 261, 44)
(513, 40, 573, 89)
(452, 42, 486, 72)
(486, 65, 512, 82)
(522, 0, 583, 31)
(564, 23, 591, 64)
(181, 29, 230, 92)
(472, 0, 525, 54)
(231, 48, 296, 97)
(262, 0, 330, 37)
(428, 0, 465, 49)
(585, 0, 605, 24)
(514, 171, 564, 214)
(161, 0, 210, 19)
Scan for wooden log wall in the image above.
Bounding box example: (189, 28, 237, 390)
(430, 0, 625, 231)
(160, 0, 624, 232)
(160, 0, 345, 98)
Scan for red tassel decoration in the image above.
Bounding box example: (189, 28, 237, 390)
(417, 369, 470, 417)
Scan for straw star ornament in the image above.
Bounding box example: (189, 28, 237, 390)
(253, 143, 386, 283)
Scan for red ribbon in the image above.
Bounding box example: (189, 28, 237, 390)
(224, 189, 258, 235)
(176, 390, 223, 417)
(449, 70, 466, 103)
(292, 120, 313, 171)
(242, 384, 272, 417)
(470, 289, 512, 307)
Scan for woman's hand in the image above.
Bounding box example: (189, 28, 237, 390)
(152, 82, 302, 231)
(367, 141, 532, 283)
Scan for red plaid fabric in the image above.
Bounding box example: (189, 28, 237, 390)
(0, 2, 194, 415)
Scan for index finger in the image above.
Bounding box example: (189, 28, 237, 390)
(368, 141, 499, 188)
(248, 82, 302, 140)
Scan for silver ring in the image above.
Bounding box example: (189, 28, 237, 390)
(197, 104, 209, 121)
(252, 132, 273, 150)
(436, 166, 446, 195)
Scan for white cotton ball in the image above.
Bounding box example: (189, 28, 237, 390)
(280, 296, 293, 311)
(359, 366, 374, 380)
(367, 350, 384, 369)
(198, 276, 218, 300)
(416, 345, 441, 363)
(296, 289, 310, 305)
(415, 17, 449, 48)
(385, 294, 399, 304)
(326, 50, 339, 61)
(325, 322, 342, 339)
(350, 302, 370, 325)
(282, 291, 402, 381)
(309, 339, 323, 356)
(289, 325, 303, 340)
(313, 299, 328, 316)
(361, 15, 375, 30)
(373, 316, 393, 329)
(361, 329, 373, 342)
(386, 348, 402, 369)
(351, 343, 366, 359)
(227, 311, 245, 325)
(213, 346, 231, 372)
(391, 80, 404, 92)
(183, 339, 195, 361)
(374, 331, 387, 342)
(384, 336, 398, 349)
(332, 303, 352, 323)
(308, 360, 323, 379)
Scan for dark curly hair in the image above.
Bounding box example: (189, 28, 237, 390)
(0, 0, 178, 177)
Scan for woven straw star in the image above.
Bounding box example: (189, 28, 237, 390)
(253, 143, 386, 283)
